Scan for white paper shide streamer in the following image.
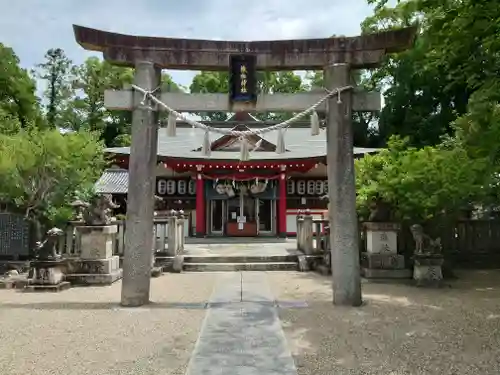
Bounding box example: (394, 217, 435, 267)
(166, 112, 177, 137)
(310, 111, 320, 136)
(201, 131, 211, 157)
(239, 137, 250, 161)
(276, 128, 286, 154)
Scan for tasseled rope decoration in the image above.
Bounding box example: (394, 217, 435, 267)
(132, 83, 353, 138)
(276, 128, 286, 154)
(166, 111, 177, 137)
(239, 137, 250, 161)
(201, 131, 211, 157)
(310, 111, 320, 136)
(131, 83, 354, 160)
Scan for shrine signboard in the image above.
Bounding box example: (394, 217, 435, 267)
(0, 213, 30, 258)
(229, 54, 257, 108)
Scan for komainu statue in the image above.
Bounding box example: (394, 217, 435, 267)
(368, 197, 392, 222)
(410, 224, 442, 255)
(71, 194, 120, 226)
(35, 227, 64, 260)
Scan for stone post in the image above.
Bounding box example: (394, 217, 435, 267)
(361, 222, 411, 279)
(296, 210, 304, 250)
(302, 212, 314, 255)
(172, 210, 184, 273)
(325, 63, 362, 306)
(177, 210, 185, 252)
(150, 223, 162, 278)
(121, 61, 161, 307)
(167, 211, 178, 256)
(278, 169, 287, 237)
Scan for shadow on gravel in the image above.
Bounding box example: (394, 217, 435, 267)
(0, 300, 310, 311)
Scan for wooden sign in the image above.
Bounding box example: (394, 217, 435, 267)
(229, 54, 257, 105)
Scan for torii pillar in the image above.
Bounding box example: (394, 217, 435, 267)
(325, 63, 361, 306)
(121, 62, 161, 306)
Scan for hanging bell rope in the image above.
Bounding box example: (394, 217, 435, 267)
(166, 112, 177, 137)
(310, 111, 320, 136)
(239, 137, 250, 161)
(201, 131, 211, 157)
(276, 128, 286, 154)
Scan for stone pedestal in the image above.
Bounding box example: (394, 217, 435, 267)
(361, 222, 411, 280)
(65, 226, 122, 285)
(413, 255, 444, 287)
(167, 215, 177, 256)
(78, 225, 116, 259)
(300, 213, 314, 255)
(25, 260, 71, 292)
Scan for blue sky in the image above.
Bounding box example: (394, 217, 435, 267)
(0, 0, 376, 89)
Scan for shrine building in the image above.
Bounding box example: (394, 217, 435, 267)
(96, 113, 378, 238)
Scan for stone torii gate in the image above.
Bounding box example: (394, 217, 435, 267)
(73, 25, 416, 307)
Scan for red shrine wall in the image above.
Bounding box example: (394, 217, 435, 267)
(114, 159, 328, 236)
(153, 174, 328, 237)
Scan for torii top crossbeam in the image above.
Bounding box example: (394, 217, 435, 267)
(72, 25, 416, 70)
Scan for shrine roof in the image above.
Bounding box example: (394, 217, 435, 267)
(94, 168, 128, 194)
(106, 127, 379, 161)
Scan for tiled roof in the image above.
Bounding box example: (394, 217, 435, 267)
(94, 168, 128, 194)
(105, 127, 380, 161)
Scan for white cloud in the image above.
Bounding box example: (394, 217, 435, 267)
(0, 0, 375, 88)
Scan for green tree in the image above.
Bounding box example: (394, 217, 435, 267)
(0, 108, 22, 135)
(361, 0, 500, 147)
(0, 129, 105, 238)
(35, 48, 73, 128)
(189, 71, 230, 121)
(355, 136, 483, 221)
(255, 71, 305, 122)
(68, 57, 181, 146)
(0, 43, 42, 129)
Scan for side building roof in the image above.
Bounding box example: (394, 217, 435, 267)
(94, 168, 129, 194)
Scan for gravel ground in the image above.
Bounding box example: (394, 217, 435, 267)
(0, 274, 216, 375)
(2, 270, 500, 375)
(268, 270, 500, 375)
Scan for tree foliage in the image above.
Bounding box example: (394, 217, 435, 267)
(355, 136, 483, 221)
(0, 43, 43, 129)
(353, 0, 500, 219)
(0, 129, 105, 233)
(362, 0, 500, 148)
(35, 48, 73, 128)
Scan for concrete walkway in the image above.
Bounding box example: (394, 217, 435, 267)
(186, 272, 298, 375)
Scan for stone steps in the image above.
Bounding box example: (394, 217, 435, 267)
(183, 262, 298, 272)
(184, 255, 297, 263)
(156, 254, 299, 272)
